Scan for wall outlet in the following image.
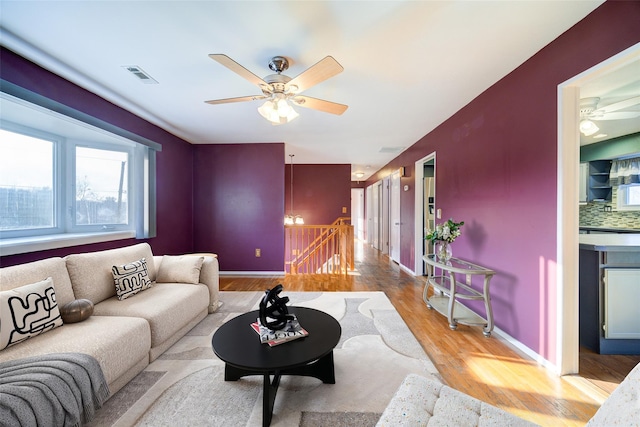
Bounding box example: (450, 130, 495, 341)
(342, 206, 347, 213)
(255, 248, 261, 257)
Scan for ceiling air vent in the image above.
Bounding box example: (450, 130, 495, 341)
(123, 65, 158, 84)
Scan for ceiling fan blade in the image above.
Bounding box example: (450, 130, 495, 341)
(595, 95, 640, 114)
(208, 54, 269, 88)
(205, 95, 268, 105)
(291, 96, 348, 115)
(591, 111, 640, 121)
(287, 56, 344, 94)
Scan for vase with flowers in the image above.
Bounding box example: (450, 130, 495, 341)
(425, 218, 464, 261)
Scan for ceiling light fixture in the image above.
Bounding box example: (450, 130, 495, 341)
(284, 154, 304, 225)
(258, 94, 299, 125)
(579, 119, 599, 136)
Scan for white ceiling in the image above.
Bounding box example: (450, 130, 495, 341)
(0, 1, 609, 180)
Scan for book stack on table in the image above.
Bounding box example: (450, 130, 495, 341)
(251, 315, 309, 347)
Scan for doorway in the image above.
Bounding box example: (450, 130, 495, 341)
(351, 188, 364, 241)
(390, 171, 401, 263)
(557, 42, 640, 375)
(414, 152, 436, 275)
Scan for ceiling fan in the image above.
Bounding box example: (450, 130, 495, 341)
(579, 96, 640, 136)
(205, 54, 348, 125)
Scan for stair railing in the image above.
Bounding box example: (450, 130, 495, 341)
(285, 217, 354, 275)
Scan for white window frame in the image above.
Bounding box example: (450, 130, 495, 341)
(0, 89, 159, 256)
(617, 184, 640, 211)
(67, 141, 135, 233)
(0, 122, 64, 238)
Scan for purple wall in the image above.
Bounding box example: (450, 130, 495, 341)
(193, 143, 285, 272)
(366, 1, 640, 364)
(286, 164, 351, 225)
(0, 47, 195, 266)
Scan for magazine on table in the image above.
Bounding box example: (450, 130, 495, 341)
(250, 315, 309, 347)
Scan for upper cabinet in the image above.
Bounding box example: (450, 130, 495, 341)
(588, 160, 612, 202)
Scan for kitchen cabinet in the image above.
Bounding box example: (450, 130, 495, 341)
(579, 234, 640, 354)
(579, 163, 588, 204)
(588, 160, 612, 202)
(604, 269, 640, 339)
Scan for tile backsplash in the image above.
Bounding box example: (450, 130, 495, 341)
(580, 187, 640, 229)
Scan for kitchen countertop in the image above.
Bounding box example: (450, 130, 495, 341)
(579, 226, 640, 233)
(579, 233, 640, 252)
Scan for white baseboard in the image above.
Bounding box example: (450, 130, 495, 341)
(492, 326, 559, 375)
(399, 262, 416, 276)
(219, 271, 285, 277)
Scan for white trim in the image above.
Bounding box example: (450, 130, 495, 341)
(414, 152, 436, 275)
(220, 271, 286, 276)
(492, 325, 557, 373)
(556, 42, 640, 375)
(399, 262, 415, 276)
(0, 231, 136, 256)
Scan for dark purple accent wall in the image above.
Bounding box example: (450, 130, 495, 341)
(193, 143, 285, 271)
(0, 47, 195, 266)
(365, 1, 640, 364)
(286, 164, 352, 224)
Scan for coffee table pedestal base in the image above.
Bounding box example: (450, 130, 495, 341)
(224, 351, 335, 427)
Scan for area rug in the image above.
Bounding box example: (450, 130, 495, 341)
(88, 291, 441, 427)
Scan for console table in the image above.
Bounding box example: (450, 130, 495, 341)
(423, 254, 495, 337)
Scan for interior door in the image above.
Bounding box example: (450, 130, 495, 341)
(390, 171, 401, 263)
(381, 178, 390, 255)
(366, 185, 373, 244)
(351, 188, 364, 241)
(371, 182, 380, 250)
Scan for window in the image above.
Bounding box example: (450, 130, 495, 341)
(73, 146, 131, 229)
(617, 185, 640, 211)
(0, 129, 56, 232)
(0, 90, 159, 255)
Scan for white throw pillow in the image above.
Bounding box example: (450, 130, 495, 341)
(112, 258, 153, 300)
(0, 277, 63, 350)
(156, 255, 204, 284)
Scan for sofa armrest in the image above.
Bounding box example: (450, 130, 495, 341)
(199, 255, 220, 313)
(153, 253, 220, 313)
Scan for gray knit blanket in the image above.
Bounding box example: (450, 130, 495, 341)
(0, 353, 110, 427)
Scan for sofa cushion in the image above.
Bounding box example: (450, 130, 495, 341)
(0, 315, 151, 387)
(156, 255, 204, 284)
(0, 257, 75, 308)
(0, 278, 63, 349)
(376, 374, 537, 426)
(112, 258, 153, 300)
(92, 283, 208, 348)
(65, 243, 155, 304)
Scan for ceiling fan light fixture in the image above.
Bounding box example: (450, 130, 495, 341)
(258, 98, 299, 125)
(579, 119, 599, 136)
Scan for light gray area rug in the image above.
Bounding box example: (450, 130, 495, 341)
(90, 291, 440, 427)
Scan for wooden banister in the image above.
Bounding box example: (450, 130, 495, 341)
(285, 218, 354, 275)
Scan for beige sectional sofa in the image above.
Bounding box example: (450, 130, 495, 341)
(0, 243, 219, 395)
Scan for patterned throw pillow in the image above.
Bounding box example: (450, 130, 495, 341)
(0, 277, 64, 350)
(112, 258, 153, 301)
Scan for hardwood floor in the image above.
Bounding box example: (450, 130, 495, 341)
(219, 242, 640, 426)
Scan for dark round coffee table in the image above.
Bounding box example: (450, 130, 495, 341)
(212, 306, 341, 427)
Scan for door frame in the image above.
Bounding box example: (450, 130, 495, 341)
(390, 170, 401, 263)
(556, 42, 640, 375)
(414, 152, 436, 275)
